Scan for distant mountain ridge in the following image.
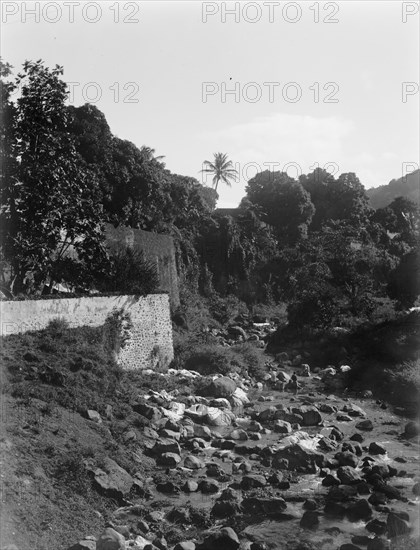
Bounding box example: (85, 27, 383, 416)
(367, 169, 420, 209)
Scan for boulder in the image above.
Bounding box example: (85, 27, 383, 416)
(273, 420, 292, 434)
(133, 401, 162, 422)
(387, 512, 411, 538)
(152, 438, 181, 456)
(240, 474, 266, 490)
(404, 421, 420, 438)
(369, 442, 386, 455)
(173, 543, 196, 550)
(156, 453, 181, 467)
(86, 410, 102, 423)
(300, 510, 319, 530)
(206, 408, 235, 427)
(184, 455, 204, 469)
(335, 452, 359, 468)
(68, 538, 97, 550)
(342, 404, 366, 417)
(366, 519, 387, 535)
(322, 474, 340, 487)
(198, 479, 219, 494)
(355, 419, 374, 431)
(291, 406, 322, 426)
(196, 527, 239, 550)
(207, 377, 237, 398)
(241, 497, 287, 515)
(93, 458, 133, 499)
(319, 403, 338, 413)
(346, 499, 372, 522)
(273, 443, 324, 472)
(182, 480, 199, 493)
(337, 466, 363, 485)
(96, 528, 125, 550)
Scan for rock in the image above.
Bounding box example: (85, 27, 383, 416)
(86, 410, 102, 423)
(412, 482, 420, 496)
(387, 512, 411, 538)
(273, 420, 292, 434)
(240, 474, 266, 490)
(273, 442, 324, 472)
(404, 421, 420, 438)
(367, 538, 388, 550)
(193, 424, 212, 440)
(67, 539, 96, 550)
(248, 420, 263, 432)
(196, 527, 240, 550)
(355, 419, 374, 431)
(211, 500, 241, 518)
(351, 536, 370, 546)
(258, 406, 277, 422)
(184, 455, 204, 469)
(346, 499, 372, 522)
(152, 438, 181, 456)
(335, 452, 359, 468)
(337, 466, 363, 485)
(342, 404, 366, 417)
(156, 481, 180, 494)
(93, 458, 133, 499)
(206, 408, 235, 427)
(241, 497, 287, 515)
(340, 545, 362, 550)
(277, 371, 290, 383)
(322, 474, 340, 487)
(369, 442, 386, 455)
(229, 429, 248, 440)
(198, 479, 219, 494)
(368, 492, 387, 505)
(291, 406, 322, 426)
(182, 480, 199, 492)
(328, 485, 358, 501)
(319, 403, 337, 413)
(133, 401, 162, 422)
(366, 519, 387, 535)
(97, 527, 125, 550)
(207, 377, 237, 398)
(350, 433, 364, 443)
(156, 453, 181, 467)
(300, 510, 319, 530)
(324, 501, 346, 518)
(174, 543, 196, 550)
(337, 414, 353, 422)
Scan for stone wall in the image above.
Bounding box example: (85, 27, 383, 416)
(0, 294, 173, 370)
(105, 224, 180, 308)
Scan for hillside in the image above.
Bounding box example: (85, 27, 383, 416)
(367, 170, 420, 209)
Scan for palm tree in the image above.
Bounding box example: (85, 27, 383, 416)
(201, 152, 238, 192)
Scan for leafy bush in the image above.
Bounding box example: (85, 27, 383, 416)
(287, 287, 340, 332)
(98, 247, 159, 295)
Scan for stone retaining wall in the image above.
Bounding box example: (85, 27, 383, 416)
(0, 294, 173, 370)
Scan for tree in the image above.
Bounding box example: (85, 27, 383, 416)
(245, 170, 315, 245)
(300, 169, 371, 230)
(0, 60, 107, 294)
(201, 152, 238, 192)
(387, 247, 420, 309)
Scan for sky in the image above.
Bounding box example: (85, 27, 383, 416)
(2, 0, 419, 207)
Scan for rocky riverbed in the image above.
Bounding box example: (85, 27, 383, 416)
(68, 361, 420, 550)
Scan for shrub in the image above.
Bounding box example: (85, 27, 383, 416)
(98, 247, 159, 295)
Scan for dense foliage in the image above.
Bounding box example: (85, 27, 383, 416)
(1, 60, 419, 329)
